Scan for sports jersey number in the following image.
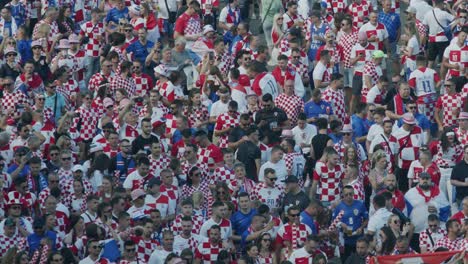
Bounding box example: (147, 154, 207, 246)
(421, 80, 432, 93)
(266, 199, 275, 207)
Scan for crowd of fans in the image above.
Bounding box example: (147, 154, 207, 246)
(0, 0, 467, 263)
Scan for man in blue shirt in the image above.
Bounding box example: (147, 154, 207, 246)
(378, 0, 400, 74)
(300, 199, 322, 235)
(304, 89, 333, 124)
(230, 192, 256, 242)
(126, 28, 155, 64)
(333, 185, 368, 261)
(27, 217, 56, 255)
(44, 81, 66, 122)
(105, 0, 129, 26)
(351, 103, 371, 150)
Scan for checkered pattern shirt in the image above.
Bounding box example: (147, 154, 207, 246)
(171, 213, 205, 235)
(88, 72, 114, 94)
(211, 166, 236, 185)
(435, 93, 463, 127)
(419, 228, 447, 252)
(250, 182, 285, 211)
(326, 0, 348, 14)
(279, 38, 291, 54)
(334, 141, 365, 162)
(276, 223, 312, 251)
(287, 60, 308, 78)
(164, 113, 178, 136)
(57, 168, 74, 188)
(455, 127, 468, 146)
(184, 105, 209, 128)
(175, 12, 202, 38)
(181, 161, 209, 178)
(149, 154, 171, 178)
(347, 1, 373, 28)
(79, 21, 105, 57)
(195, 241, 224, 263)
(434, 142, 463, 168)
(274, 94, 304, 126)
(337, 29, 359, 68)
(216, 52, 233, 76)
(134, 236, 160, 263)
(62, 177, 93, 197)
(0, 234, 26, 256)
(110, 74, 136, 97)
(63, 192, 88, 214)
(322, 87, 346, 123)
(416, 20, 427, 39)
(349, 178, 365, 200)
(434, 236, 468, 252)
(197, 145, 223, 169)
(33, 19, 59, 40)
(72, 105, 98, 141)
(363, 60, 382, 98)
(1, 89, 29, 116)
(133, 74, 153, 97)
(313, 161, 345, 202)
(215, 112, 240, 149)
(181, 180, 213, 215)
(390, 126, 424, 169)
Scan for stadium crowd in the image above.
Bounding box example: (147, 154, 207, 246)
(0, 0, 467, 263)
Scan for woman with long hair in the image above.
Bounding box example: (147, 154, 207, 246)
(376, 226, 397, 256)
(257, 233, 277, 264)
(14, 250, 29, 264)
(434, 128, 463, 202)
(368, 150, 389, 195)
(97, 176, 114, 203)
(46, 252, 65, 264)
(182, 166, 214, 218)
(214, 182, 234, 204)
(87, 153, 111, 193)
(401, 21, 420, 80)
(63, 215, 85, 249)
(57, 5, 75, 38)
(227, 162, 256, 196)
(184, 89, 209, 131)
(63, 179, 88, 215)
(269, 14, 285, 66)
(387, 214, 412, 240)
(140, 2, 160, 43)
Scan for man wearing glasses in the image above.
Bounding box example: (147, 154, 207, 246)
(120, 240, 143, 263)
(0, 192, 32, 237)
(251, 168, 284, 214)
(88, 59, 115, 94)
(80, 239, 110, 264)
(333, 185, 368, 260)
(276, 206, 312, 257)
(419, 214, 446, 253)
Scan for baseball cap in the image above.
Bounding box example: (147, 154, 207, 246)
(372, 50, 387, 59)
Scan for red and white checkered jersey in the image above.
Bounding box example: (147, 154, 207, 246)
(313, 161, 345, 202)
(197, 144, 223, 169)
(287, 60, 308, 79)
(275, 94, 304, 126)
(282, 13, 302, 31)
(350, 42, 377, 74)
(145, 193, 172, 217)
(123, 170, 152, 191)
(454, 127, 468, 147)
(316, 44, 343, 66)
(32, 19, 59, 40)
(63, 193, 87, 214)
(198, 0, 219, 15)
(0, 234, 26, 256)
(312, 61, 331, 85)
(180, 180, 213, 215)
(119, 123, 139, 142)
(72, 105, 99, 141)
(218, 5, 240, 32)
(199, 218, 232, 240)
(359, 22, 388, 50)
(133, 236, 160, 263)
(416, 19, 427, 39)
(158, 80, 183, 103)
(251, 72, 280, 99)
(390, 126, 424, 169)
(363, 60, 383, 96)
(258, 254, 274, 264)
(148, 154, 171, 178)
(435, 93, 463, 127)
(110, 74, 136, 97)
(419, 228, 447, 252)
(184, 104, 209, 128)
(250, 182, 285, 211)
(163, 113, 178, 136)
(181, 160, 209, 178)
(334, 141, 366, 162)
(62, 177, 93, 197)
(174, 12, 202, 38)
(443, 42, 468, 80)
(1, 89, 29, 116)
(194, 241, 224, 263)
(57, 168, 73, 188)
(337, 28, 359, 69)
(69, 49, 86, 82)
(211, 166, 236, 185)
(133, 73, 153, 97)
(366, 85, 387, 104)
(407, 160, 441, 185)
(173, 233, 207, 255)
(88, 72, 114, 94)
(322, 87, 346, 123)
(215, 51, 233, 76)
(326, 0, 348, 14)
(171, 213, 205, 235)
(434, 236, 468, 252)
(348, 178, 365, 201)
(408, 67, 440, 103)
(276, 223, 312, 251)
(283, 152, 306, 180)
(347, 1, 373, 28)
(434, 142, 463, 168)
(215, 112, 240, 148)
(80, 21, 104, 57)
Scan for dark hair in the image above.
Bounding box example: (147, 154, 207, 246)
(446, 219, 459, 231)
(316, 118, 328, 130)
(97, 202, 111, 218)
(373, 194, 386, 209)
(380, 226, 397, 255)
(137, 157, 150, 166)
(440, 127, 459, 153)
(428, 214, 439, 222)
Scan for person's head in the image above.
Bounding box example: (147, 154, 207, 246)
(180, 215, 193, 236)
(188, 0, 201, 13)
(209, 225, 222, 244)
(428, 214, 440, 232)
(270, 145, 284, 163)
(251, 214, 267, 231)
(373, 193, 386, 209)
(86, 195, 99, 212)
(379, 226, 396, 254)
(212, 201, 227, 219)
(123, 240, 136, 260)
(395, 236, 410, 253)
(261, 94, 274, 111)
(355, 238, 369, 257)
(303, 235, 320, 254)
(263, 168, 277, 186)
(136, 157, 150, 176)
(457, 26, 468, 45)
(342, 185, 355, 203)
(446, 219, 462, 236)
(419, 150, 432, 166)
(418, 172, 432, 190)
(137, 27, 147, 42)
(161, 230, 174, 251)
(324, 147, 339, 166)
(194, 130, 210, 148)
(330, 73, 344, 89)
(320, 49, 331, 64)
(86, 239, 103, 257)
(237, 192, 251, 211)
(398, 82, 411, 98)
(287, 206, 301, 224)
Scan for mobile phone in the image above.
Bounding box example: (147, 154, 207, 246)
(134, 97, 144, 103)
(25, 151, 32, 161)
(208, 52, 214, 60)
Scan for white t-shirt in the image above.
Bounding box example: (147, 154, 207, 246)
(292, 124, 317, 154)
(367, 124, 384, 143)
(148, 248, 172, 264)
(209, 100, 229, 118)
(422, 7, 454, 41)
(367, 208, 392, 234)
(173, 234, 207, 255)
(258, 160, 288, 183)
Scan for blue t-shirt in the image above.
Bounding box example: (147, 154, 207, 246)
(397, 113, 430, 130)
(18, 40, 32, 63)
(126, 40, 155, 64)
(300, 211, 318, 235)
(333, 200, 368, 245)
(27, 231, 57, 254)
(45, 93, 66, 121)
(7, 163, 30, 178)
(304, 100, 333, 119)
(231, 209, 257, 236)
(106, 7, 129, 24)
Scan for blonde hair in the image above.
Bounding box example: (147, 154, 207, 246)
(271, 14, 284, 45)
(192, 191, 204, 207)
(371, 150, 387, 169)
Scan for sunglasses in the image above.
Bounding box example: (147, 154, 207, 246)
(293, 56, 300, 59)
(428, 224, 438, 227)
(369, 109, 375, 112)
(343, 133, 351, 136)
(62, 157, 72, 161)
(125, 29, 132, 32)
(50, 153, 59, 156)
(11, 205, 21, 210)
(289, 213, 299, 217)
(32, 46, 42, 50)
(408, 106, 417, 110)
(444, 84, 453, 87)
(125, 247, 136, 252)
(268, 177, 277, 181)
(6, 53, 16, 57)
(192, 173, 201, 177)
